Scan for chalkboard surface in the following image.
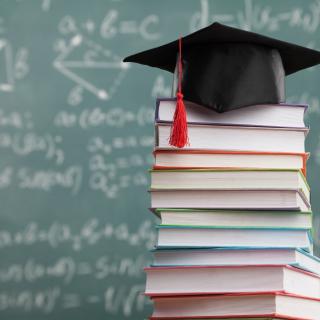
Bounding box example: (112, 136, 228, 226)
(0, 0, 320, 319)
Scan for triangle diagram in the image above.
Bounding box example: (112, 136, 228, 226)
(54, 35, 128, 100)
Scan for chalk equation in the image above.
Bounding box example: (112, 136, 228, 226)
(0, 285, 150, 316)
(0, 156, 151, 197)
(0, 132, 64, 165)
(0, 109, 33, 129)
(0, 219, 156, 251)
(0, 254, 149, 284)
(0, 165, 82, 194)
(191, 0, 320, 36)
(53, 105, 153, 129)
(57, 11, 161, 41)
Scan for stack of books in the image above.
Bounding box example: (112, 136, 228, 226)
(146, 98, 320, 319)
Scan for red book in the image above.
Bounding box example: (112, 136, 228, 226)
(149, 292, 320, 319)
(153, 150, 309, 176)
(144, 265, 320, 298)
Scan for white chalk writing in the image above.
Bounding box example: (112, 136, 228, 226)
(0, 219, 156, 251)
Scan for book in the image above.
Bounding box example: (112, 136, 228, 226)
(144, 265, 320, 298)
(151, 247, 320, 275)
(153, 208, 312, 229)
(152, 318, 290, 320)
(149, 292, 320, 319)
(155, 123, 308, 153)
(150, 189, 310, 211)
(150, 169, 310, 201)
(156, 98, 307, 128)
(156, 226, 312, 251)
(153, 150, 309, 175)
(153, 316, 292, 320)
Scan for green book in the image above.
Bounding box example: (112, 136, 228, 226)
(150, 168, 310, 201)
(153, 208, 312, 230)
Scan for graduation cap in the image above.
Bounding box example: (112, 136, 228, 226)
(124, 22, 320, 148)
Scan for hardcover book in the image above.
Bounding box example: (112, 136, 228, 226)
(152, 247, 320, 275)
(155, 226, 312, 252)
(153, 150, 309, 175)
(155, 123, 308, 152)
(153, 208, 312, 229)
(145, 265, 320, 298)
(150, 292, 320, 319)
(155, 98, 307, 129)
(150, 189, 310, 211)
(150, 169, 310, 201)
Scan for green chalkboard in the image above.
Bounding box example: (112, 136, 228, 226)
(0, 0, 320, 319)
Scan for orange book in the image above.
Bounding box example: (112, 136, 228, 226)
(153, 149, 309, 176)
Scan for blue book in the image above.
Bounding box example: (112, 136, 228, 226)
(151, 247, 320, 275)
(156, 225, 312, 253)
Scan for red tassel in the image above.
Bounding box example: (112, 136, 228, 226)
(169, 36, 188, 148)
(169, 92, 188, 148)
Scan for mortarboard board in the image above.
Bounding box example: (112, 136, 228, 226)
(123, 22, 320, 147)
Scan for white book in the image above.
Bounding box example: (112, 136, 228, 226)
(150, 169, 310, 201)
(156, 227, 312, 251)
(150, 189, 310, 211)
(156, 98, 307, 128)
(152, 248, 320, 275)
(154, 208, 312, 229)
(150, 292, 320, 319)
(155, 123, 308, 153)
(145, 265, 319, 298)
(154, 149, 308, 171)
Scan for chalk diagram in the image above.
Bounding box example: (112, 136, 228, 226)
(0, 38, 29, 93)
(53, 34, 129, 104)
(0, 39, 14, 92)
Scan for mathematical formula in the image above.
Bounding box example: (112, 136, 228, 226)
(0, 285, 150, 316)
(0, 219, 156, 251)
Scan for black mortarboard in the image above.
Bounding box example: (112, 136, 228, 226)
(124, 22, 320, 147)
